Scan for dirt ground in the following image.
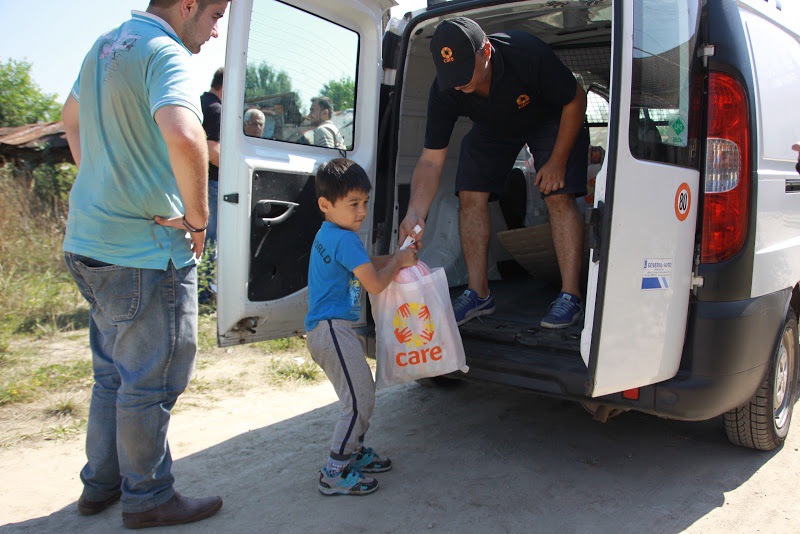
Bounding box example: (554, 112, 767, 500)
(2, 329, 800, 533)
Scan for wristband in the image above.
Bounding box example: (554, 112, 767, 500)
(182, 215, 208, 233)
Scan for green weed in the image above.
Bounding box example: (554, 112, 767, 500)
(267, 356, 321, 384)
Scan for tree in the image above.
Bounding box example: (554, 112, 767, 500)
(321, 76, 355, 112)
(0, 59, 61, 127)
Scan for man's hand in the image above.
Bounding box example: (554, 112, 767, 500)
(399, 214, 425, 251)
(534, 158, 567, 195)
(154, 215, 206, 260)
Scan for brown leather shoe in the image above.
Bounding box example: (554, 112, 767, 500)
(122, 492, 222, 529)
(77, 490, 122, 516)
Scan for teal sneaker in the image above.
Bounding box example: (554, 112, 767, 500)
(540, 292, 583, 329)
(351, 447, 392, 473)
(453, 289, 495, 326)
(318, 466, 378, 496)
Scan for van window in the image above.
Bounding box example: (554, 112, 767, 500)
(630, 0, 701, 167)
(243, 0, 359, 150)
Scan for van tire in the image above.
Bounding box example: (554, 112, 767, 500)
(723, 310, 798, 451)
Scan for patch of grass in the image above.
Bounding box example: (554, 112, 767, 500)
(267, 355, 321, 384)
(253, 336, 307, 353)
(45, 396, 82, 418)
(44, 419, 87, 441)
(197, 313, 218, 352)
(0, 360, 92, 406)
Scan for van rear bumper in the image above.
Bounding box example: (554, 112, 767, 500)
(645, 289, 789, 421)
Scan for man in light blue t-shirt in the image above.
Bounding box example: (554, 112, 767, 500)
(61, 0, 229, 528)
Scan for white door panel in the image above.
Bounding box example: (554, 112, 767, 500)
(217, 0, 391, 346)
(582, 0, 701, 397)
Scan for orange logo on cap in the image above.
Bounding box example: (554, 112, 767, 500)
(441, 47, 454, 63)
(516, 94, 531, 109)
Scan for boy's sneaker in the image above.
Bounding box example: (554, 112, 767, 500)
(453, 289, 495, 326)
(318, 466, 378, 496)
(540, 292, 583, 329)
(351, 447, 392, 473)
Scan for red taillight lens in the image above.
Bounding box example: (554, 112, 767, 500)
(701, 72, 750, 263)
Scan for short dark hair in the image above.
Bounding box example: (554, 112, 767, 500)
(149, 0, 226, 11)
(315, 158, 371, 204)
(312, 96, 334, 116)
(210, 67, 223, 89)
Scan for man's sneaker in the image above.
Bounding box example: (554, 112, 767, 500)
(318, 466, 379, 496)
(540, 292, 583, 329)
(351, 447, 392, 473)
(453, 289, 495, 326)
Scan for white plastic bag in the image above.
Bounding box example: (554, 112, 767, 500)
(369, 267, 468, 389)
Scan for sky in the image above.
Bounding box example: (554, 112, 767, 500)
(0, 0, 428, 105)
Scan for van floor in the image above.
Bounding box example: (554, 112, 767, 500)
(450, 269, 591, 394)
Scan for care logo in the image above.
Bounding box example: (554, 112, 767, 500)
(516, 94, 531, 109)
(392, 302, 442, 367)
(393, 302, 434, 347)
(441, 47, 454, 63)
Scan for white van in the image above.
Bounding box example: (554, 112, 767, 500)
(216, 0, 800, 450)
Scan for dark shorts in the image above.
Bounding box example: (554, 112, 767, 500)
(455, 122, 589, 200)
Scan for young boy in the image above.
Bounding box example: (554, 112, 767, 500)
(306, 158, 418, 496)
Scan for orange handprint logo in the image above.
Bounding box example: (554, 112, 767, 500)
(392, 302, 436, 348)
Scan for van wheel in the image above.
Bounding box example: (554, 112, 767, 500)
(416, 376, 463, 388)
(723, 310, 798, 450)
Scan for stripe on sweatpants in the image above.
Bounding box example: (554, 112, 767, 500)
(327, 320, 358, 457)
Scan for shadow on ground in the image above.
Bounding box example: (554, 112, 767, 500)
(2, 380, 780, 533)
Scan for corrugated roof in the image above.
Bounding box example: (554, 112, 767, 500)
(0, 122, 66, 149)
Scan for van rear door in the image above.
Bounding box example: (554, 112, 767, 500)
(216, 0, 392, 346)
(582, 0, 702, 396)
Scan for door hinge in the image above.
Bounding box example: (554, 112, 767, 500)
(223, 193, 239, 204)
(586, 201, 604, 263)
(697, 44, 715, 68)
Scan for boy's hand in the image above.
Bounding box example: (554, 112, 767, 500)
(396, 247, 418, 268)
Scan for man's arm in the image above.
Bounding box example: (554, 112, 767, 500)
(62, 95, 82, 167)
(534, 81, 587, 195)
(153, 105, 210, 258)
(207, 140, 220, 167)
(399, 147, 448, 247)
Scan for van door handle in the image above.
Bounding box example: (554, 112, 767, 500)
(253, 200, 299, 228)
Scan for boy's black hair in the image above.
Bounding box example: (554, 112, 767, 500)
(315, 158, 372, 203)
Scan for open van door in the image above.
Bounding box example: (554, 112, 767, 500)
(216, 0, 393, 346)
(582, 0, 702, 396)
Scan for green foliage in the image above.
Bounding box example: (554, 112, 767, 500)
(321, 76, 355, 113)
(0, 360, 92, 406)
(0, 163, 85, 353)
(0, 58, 62, 127)
(267, 355, 320, 384)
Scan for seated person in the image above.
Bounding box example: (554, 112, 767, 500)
(244, 108, 265, 137)
(309, 96, 346, 149)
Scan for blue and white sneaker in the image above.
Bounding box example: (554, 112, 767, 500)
(540, 292, 583, 329)
(351, 447, 392, 473)
(318, 466, 378, 496)
(452, 289, 496, 326)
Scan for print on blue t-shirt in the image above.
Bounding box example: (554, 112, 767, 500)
(305, 222, 371, 332)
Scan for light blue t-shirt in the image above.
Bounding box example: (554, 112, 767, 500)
(63, 11, 203, 269)
(305, 222, 371, 332)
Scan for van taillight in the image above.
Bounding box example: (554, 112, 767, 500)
(701, 72, 750, 263)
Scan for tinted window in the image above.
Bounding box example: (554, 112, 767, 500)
(630, 0, 701, 167)
(244, 0, 359, 150)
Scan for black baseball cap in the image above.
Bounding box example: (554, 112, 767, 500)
(430, 17, 486, 91)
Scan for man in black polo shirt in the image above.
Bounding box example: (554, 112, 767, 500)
(200, 67, 223, 248)
(399, 17, 588, 329)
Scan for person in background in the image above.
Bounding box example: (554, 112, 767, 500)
(200, 67, 223, 249)
(60, 0, 229, 528)
(793, 142, 800, 174)
(309, 96, 346, 149)
(243, 108, 265, 137)
(399, 17, 588, 329)
(306, 158, 417, 496)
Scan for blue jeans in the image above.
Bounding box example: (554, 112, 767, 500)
(64, 252, 198, 513)
(206, 179, 219, 249)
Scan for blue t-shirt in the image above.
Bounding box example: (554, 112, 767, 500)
(63, 11, 203, 269)
(305, 222, 371, 332)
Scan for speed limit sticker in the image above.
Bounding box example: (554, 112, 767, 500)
(674, 183, 691, 222)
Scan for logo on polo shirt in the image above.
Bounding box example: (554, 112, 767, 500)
(441, 47, 454, 63)
(516, 94, 531, 110)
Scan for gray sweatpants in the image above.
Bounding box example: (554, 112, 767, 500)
(307, 319, 375, 461)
